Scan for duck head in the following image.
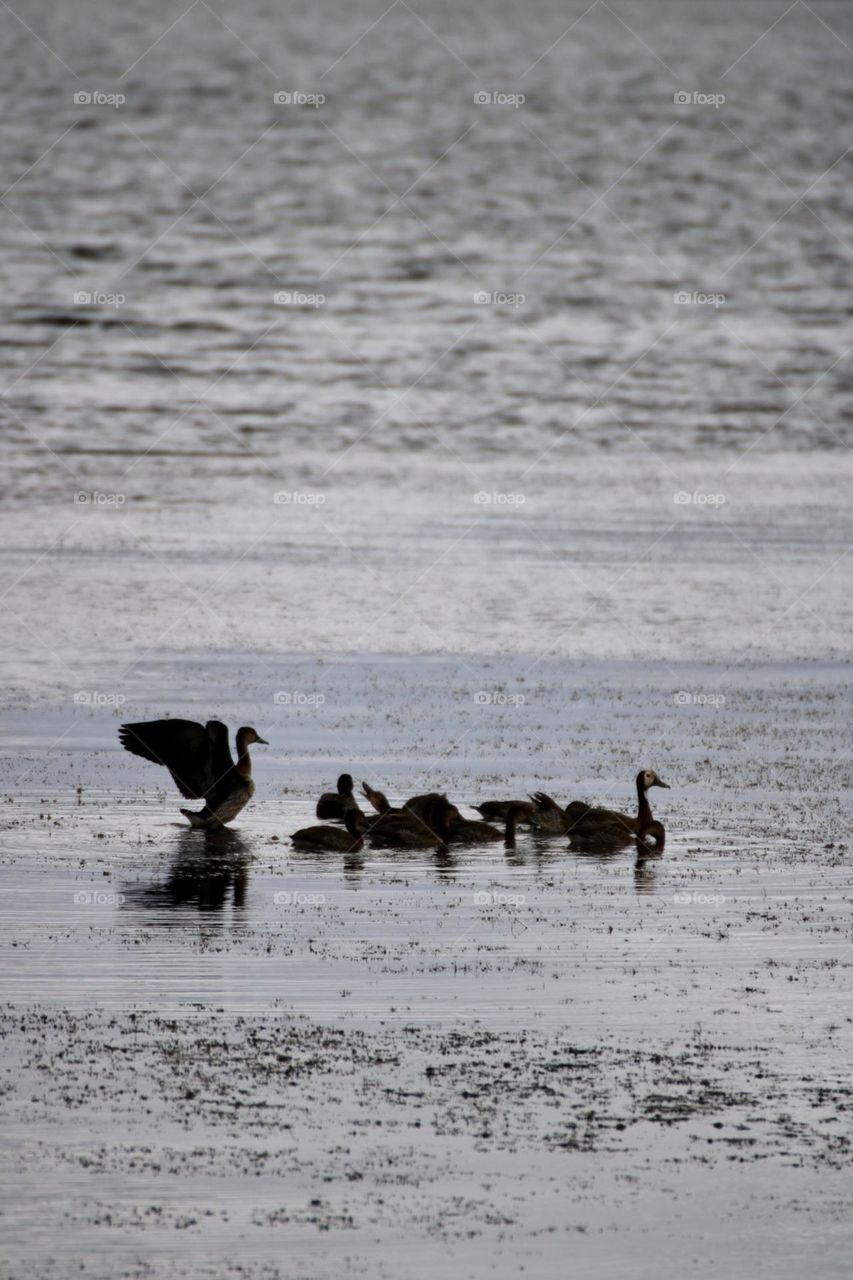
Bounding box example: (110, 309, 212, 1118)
(238, 726, 269, 747)
(638, 768, 669, 792)
(337, 773, 354, 796)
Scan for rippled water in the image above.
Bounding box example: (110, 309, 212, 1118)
(2, 2, 853, 1276)
(2, 0, 853, 688)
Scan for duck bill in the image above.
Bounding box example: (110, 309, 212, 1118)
(654, 779, 670, 789)
(255, 736, 269, 745)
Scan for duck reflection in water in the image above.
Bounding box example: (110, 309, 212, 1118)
(122, 827, 252, 916)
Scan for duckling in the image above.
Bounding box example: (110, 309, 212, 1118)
(118, 719, 268, 827)
(475, 799, 534, 824)
(291, 808, 364, 852)
(568, 769, 670, 841)
(316, 773, 361, 821)
(369, 796, 459, 849)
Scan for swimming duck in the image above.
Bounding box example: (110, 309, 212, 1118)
(316, 773, 361, 821)
(118, 719, 268, 828)
(369, 795, 459, 849)
(451, 804, 529, 845)
(567, 769, 670, 842)
(291, 808, 364, 851)
(637, 819, 666, 850)
(361, 781, 400, 815)
(475, 799, 534, 824)
(528, 792, 574, 834)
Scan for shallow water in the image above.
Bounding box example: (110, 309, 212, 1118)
(2, 0, 853, 1275)
(2, 656, 852, 1276)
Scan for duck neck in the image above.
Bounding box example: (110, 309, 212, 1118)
(636, 777, 653, 827)
(235, 730, 253, 778)
(505, 810, 519, 846)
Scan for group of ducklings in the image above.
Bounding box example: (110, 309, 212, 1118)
(291, 768, 670, 853)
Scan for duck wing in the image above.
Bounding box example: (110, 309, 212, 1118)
(119, 719, 218, 800)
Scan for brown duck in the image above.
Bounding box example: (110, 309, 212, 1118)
(119, 720, 268, 828)
(291, 808, 364, 851)
(568, 770, 670, 842)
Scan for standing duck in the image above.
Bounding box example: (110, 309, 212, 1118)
(567, 769, 670, 842)
(316, 773, 360, 821)
(119, 720, 268, 827)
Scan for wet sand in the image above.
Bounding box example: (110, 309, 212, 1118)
(1, 655, 851, 1277)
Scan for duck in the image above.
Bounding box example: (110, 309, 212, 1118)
(118, 719, 268, 828)
(451, 804, 529, 846)
(637, 819, 666, 851)
(316, 773, 361, 821)
(361, 781, 400, 816)
(291, 808, 364, 851)
(528, 792, 578, 835)
(475, 799, 534, 824)
(368, 795, 459, 849)
(567, 769, 670, 842)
